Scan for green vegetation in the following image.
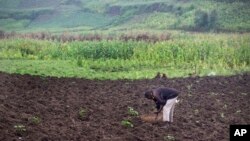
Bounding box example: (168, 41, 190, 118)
(121, 106, 139, 128)
(0, 33, 249, 79)
(28, 116, 41, 125)
(0, 2, 248, 140)
(164, 135, 175, 141)
(78, 108, 87, 120)
(0, 0, 249, 32)
(0, 1, 249, 79)
(128, 107, 139, 116)
(14, 124, 26, 136)
(121, 119, 134, 128)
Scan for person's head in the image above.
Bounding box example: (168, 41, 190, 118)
(144, 90, 154, 100)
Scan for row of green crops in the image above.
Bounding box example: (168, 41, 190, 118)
(0, 39, 144, 60)
(0, 33, 249, 79)
(1, 35, 249, 64)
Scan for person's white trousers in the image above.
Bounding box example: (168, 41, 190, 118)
(163, 97, 178, 122)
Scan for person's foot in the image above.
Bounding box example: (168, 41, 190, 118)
(161, 122, 171, 129)
(161, 125, 169, 129)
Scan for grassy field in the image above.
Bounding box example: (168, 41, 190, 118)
(0, 33, 249, 79)
(0, 0, 250, 32)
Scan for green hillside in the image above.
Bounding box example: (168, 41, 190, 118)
(0, 0, 250, 32)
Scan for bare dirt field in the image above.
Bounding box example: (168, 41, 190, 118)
(0, 72, 249, 141)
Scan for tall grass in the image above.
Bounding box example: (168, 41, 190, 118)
(0, 33, 249, 79)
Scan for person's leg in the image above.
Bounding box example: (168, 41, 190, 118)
(162, 98, 176, 128)
(163, 102, 171, 122)
(169, 102, 176, 122)
(169, 97, 178, 122)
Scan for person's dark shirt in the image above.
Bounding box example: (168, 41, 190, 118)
(152, 88, 179, 110)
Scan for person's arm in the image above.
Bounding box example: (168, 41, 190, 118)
(154, 99, 165, 114)
(154, 102, 164, 120)
(154, 93, 166, 105)
(155, 105, 163, 114)
(152, 90, 166, 113)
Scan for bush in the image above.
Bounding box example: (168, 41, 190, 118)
(208, 10, 218, 30)
(194, 10, 209, 30)
(0, 30, 4, 39)
(194, 9, 219, 31)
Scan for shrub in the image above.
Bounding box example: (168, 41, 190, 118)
(209, 10, 218, 29)
(195, 9, 219, 31)
(194, 10, 209, 30)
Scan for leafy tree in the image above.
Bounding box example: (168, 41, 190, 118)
(194, 9, 219, 31)
(208, 10, 218, 30)
(194, 10, 209, 30)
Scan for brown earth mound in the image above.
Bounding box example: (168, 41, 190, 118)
(0, 72, 249, 141)
(140, 113, 163, 123)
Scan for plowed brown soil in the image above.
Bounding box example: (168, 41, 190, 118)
(0, 72, 249, 141)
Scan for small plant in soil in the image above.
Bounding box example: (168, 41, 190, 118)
(194, 109, 199, 115)
(14, 124, 26, 136)
(236, 110, 241, 113)
(127, 106, 139, 116)
(187, 84, 192, 91)
(164, 135, 175, 141)
(78, 108, 87, 120)
(223, 104, 227, 109)
(220, 113, 225, 118)
(29, 116, 41, 125)
(121, 119, 134, 128)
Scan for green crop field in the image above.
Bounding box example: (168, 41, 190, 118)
(0, 33, 249, 79)
(0, 0, 249, 79)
